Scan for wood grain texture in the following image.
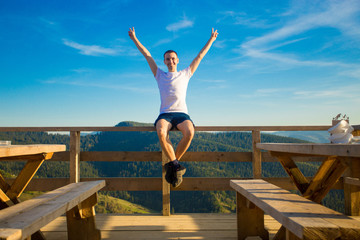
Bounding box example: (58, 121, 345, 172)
(0, 180, 105, 240)
(0, 145, 66, 159)
(231, 179, 360, 239)
(0, 125, 331, 132)
(257, 143, 360, 158)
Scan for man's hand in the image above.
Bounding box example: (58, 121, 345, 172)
(128, 27, 136, 40)
(189, 28, 218, 75)
(128, 27, 157, 77)
(210, 28, 218, 41)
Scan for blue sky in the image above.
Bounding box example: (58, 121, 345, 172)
(1, 0, 360, 127)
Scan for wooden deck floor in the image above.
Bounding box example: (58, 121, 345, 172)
(41, 213, 282, 239)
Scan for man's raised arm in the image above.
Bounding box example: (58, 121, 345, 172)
(190, 28, 218, 75)
(128, 27, 157, 77)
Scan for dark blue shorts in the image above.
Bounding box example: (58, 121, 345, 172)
(154, 112, 194, 130)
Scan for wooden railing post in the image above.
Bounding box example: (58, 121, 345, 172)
(252, 130, 262, 179)
(344, 158, 360, 216)
(162, 151, 171, 216)
(70, 131, 81, 183)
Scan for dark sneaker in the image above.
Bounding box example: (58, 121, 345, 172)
(164, 162, 176, 185)
(172, 165, 186, 188)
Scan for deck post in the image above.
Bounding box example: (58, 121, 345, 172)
(70, 131, 81, 183)
(344, 158, 360, 216)
(252, 130, 262, 179)
(162, 151, 171, 216)
(236, 192, 268, 240)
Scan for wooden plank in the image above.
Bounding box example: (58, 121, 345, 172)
(276, 156, 348, 240)
(236, 192, 268, 240)
(262, 151, 326, 162)
(0, 188, 13, 207)
(70, 131, 80, 183)
(8, 178, 70, 192)
(162, 151, 170, 216)
(66, 193, 101, 240)
(0, 153, 55, 161)
(0, 173, 10, 192)
(252, 130, 262, 179)
(0, 229, 22, 239)
(257, 143, 360, 158)
(174, 177, 245, 191)
(0, 181, 105, 222)
(80, 151, 161, 162)
(0, 125, 331, 132)
(0, 145, 66, 158)
(230, 179, 360, 239)
(52, 151, 253, 163)
(303, 156, 348, 203)
(4, 176, 344, 192)
(0, 181, 105, 240)
(6, 154, 51, 200)
(41, 213, 284, 240)
(182, 151, 252, 162)
(344, 166, 352, 215)
(270, 152, 309, 194)
(347, 158, 360, 216)
(52, 151, 324, 163)
(345, 177, 360, 187)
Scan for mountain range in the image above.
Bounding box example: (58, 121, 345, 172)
(272, 131, 330, 143)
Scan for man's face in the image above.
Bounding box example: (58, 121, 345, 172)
(164, 52, 179, 72)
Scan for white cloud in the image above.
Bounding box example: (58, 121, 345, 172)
(238, 83, 360, 103)
(62, 39, 118, 56)
(238, 87, 294, 98)
(293, 83, 360, 101)
(243, 48, 348, 68)
(153, 37, 174, 47)
(239, 0, 360, 67)
(38, 17, 56, 26)
(166, 16, 194, 32)
(340, 68, 360, 79)
(213, 40, 226, 49)
(40, 71, 156, 94)
(217, 11, 271, 29)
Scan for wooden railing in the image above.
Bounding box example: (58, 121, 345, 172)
(4, 125, 358, 216)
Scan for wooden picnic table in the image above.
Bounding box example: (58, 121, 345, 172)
(0, 144, 66, 208)
(256, 143, 360, 239)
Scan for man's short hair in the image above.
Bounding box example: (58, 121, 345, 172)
(163, 50, 178, 59)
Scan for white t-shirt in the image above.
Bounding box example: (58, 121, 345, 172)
(155, 67, 193, 114)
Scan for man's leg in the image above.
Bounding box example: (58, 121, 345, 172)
(169, 120, 194, 188)
(156, 119, 176, 161)
(156, 119, 179, 185)
(175, 120, 195, 160)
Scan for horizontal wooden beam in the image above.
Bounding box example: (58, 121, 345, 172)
(51, 151, 253, 162)
(344, 177, 360, 187)
(9, 177, 343, 192)
(0, 125, 330, 132)
(258, 143, 360, 158)
(261, 152, 325, 162)
(50, 151, 325, 163)
(81, 151, 161, 162)
(0, 144, 66, 158)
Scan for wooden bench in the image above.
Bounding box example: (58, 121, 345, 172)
(230, 179, 360, 240)
(0, 180, 105, 240)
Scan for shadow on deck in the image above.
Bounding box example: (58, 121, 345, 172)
(41, 213, 281, 239)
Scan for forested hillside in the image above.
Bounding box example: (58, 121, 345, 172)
(0, 122, 344, 213)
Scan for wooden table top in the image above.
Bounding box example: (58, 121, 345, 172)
(0, 144, 66, 158)
(257, 143, 360, 158)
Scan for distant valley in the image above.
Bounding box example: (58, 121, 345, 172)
(271, 131, 330, 143)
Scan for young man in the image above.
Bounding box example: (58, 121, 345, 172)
(128, 27, 218, 187)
